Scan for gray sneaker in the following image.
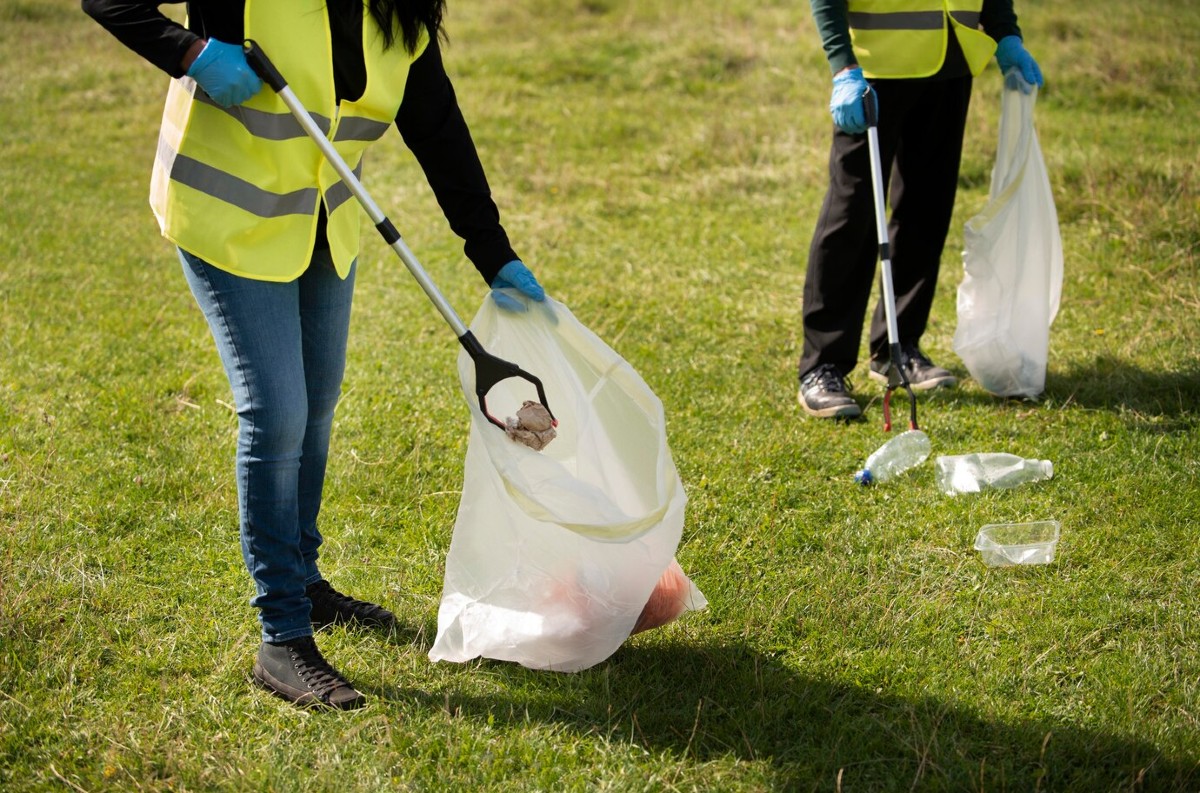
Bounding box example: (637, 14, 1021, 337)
(798, 364, 862, 418)
(870, 344, 957, 390)
(307, 579, 397, 631)
(253, 636, 365, 710)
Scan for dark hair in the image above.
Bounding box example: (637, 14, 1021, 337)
(367, 0, 446, 54)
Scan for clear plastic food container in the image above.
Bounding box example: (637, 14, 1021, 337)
(974, 520, 1061, 567)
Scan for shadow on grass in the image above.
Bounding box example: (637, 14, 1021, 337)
(375, 640, 1197, 791)
(899, 356, 1200, 428)
(1043, 356, 1200, 422)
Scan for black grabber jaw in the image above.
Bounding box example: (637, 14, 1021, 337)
(458, 332, 556, 431)
(881, 343, 919, 433)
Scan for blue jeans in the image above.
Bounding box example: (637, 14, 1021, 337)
(180, 248, 356, 643)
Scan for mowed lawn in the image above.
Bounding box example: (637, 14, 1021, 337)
(1, 1, 1198, 791)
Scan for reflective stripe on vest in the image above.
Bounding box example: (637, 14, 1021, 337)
(848, 10, 979, 30)
(150, 0, 426, 282)
(848, 1, 996, 80)
(156, 123, 363, 220)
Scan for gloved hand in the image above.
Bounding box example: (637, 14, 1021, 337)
(186, 39, 263, 107)
(490, 260, 545, 312)
(830, 67, 876, 135)
(995, 36, 1044, 93)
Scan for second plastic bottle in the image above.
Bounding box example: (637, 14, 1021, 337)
(935, 453, 1053, 495)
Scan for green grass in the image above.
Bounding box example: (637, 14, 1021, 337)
(2, 0, 1198, 790)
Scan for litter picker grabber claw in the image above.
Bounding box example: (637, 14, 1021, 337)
(243, 40, 554, 431)
(862, 86, 918, 433)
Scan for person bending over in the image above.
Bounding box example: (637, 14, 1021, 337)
(83, 0, 547, 709)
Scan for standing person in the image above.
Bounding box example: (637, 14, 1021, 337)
(82, 0, 547, 709)
(797, 0, 1043, 418)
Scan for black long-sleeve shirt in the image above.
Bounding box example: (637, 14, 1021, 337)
(81, 0, 517, 283)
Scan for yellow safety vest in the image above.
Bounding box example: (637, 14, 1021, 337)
(150, 0, 427, 281)
(847, 0, 997, 80)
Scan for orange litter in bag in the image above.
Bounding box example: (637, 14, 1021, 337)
(632, 559, 696, 635)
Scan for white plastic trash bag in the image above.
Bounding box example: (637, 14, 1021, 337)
(429, 292, 706, 672)
(955, 71, 1063, 398)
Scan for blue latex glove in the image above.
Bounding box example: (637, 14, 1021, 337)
(995, 36, 1043, 93)
(186, 39, 263, 107)
(490, 260, 545, 312)
(830, 67, 875, 135)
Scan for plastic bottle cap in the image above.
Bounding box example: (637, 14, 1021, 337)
(854, 469, 873, 485)
(1042, 460, 1054, 478)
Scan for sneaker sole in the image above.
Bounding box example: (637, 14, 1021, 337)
(868, 370, 957, 391)
(252, 661, 366, 711)
(797, 390, 862, 419)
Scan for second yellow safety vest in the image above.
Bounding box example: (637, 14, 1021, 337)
(847, 0, 997, 80)
(150, 0, 427, 281)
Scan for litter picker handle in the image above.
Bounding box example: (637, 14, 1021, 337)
(244, 39, 286, 93)
(863, 83, 879, 128)
(860, 84, 919, 432)
(241, 39, 555, 431)
(861, 85, 900, 361)
(243, 39, 468, 338)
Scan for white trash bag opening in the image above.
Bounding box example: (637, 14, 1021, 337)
(429, 293, 706, 672)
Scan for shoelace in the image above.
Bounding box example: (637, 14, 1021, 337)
(806, 364, 851, 393)
(287, 637, 353, 702)
(901, 345, 932, 369)
(899, 346, 949, 382)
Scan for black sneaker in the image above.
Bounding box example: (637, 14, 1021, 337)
(798, 364, 862, 418)
(869, 343, 957, 390)
(253, 636, 366, 710)
(307, 579, 397, 631)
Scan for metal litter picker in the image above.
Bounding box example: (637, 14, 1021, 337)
(863, 86, 918, 432)
(243, 40, 554, 431)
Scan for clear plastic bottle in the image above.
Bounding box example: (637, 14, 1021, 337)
(935, 453, 1054, 495)
(854, 430, 931, 485)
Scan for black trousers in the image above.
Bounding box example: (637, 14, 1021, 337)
(799, 75, 973, 380)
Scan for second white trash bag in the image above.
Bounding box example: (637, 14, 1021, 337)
(429, 293, 706, 672)
(955, 71, 1063, 398)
